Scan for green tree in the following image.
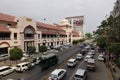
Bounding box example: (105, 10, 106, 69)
(9, 47, 23, 61)
(28, 46, 36, 55)
(93, 15, 120, 63)
(85, 33, 92, 39)
(39, 45, 47, 52)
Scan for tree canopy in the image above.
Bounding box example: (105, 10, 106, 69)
(85, 33, 92, 40)
(93, 15, 120, 56)
(28, 46, 36, 55)
(9, 47, 23, 60)
(39, 45, 47, 52)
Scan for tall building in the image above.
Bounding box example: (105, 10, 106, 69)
(65, 16, 85, 38)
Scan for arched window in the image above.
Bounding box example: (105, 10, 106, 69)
(24, 26, 35, 39)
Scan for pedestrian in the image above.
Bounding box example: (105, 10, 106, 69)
(103, 57, 106, 63)
(112, 64, 116, 72)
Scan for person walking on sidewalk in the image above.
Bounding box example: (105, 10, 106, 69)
(112, 64, 116, 72)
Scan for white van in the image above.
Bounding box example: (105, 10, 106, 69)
(16, 62, 30, 72)
(74, 69, 87, 80)
(0, 66, 14, 77)
(67, 58, 77, 67)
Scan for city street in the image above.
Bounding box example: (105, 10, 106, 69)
(2, 45, 111, 80)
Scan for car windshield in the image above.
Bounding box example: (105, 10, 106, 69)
(68, 61, 74, 64)
(17, 65, 20, 67)
(88, 63, 95, 66)
(75, 74, 83, 78)
(51, 74, 57, 78)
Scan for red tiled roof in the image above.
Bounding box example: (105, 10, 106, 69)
(0, 26, 10, 32)
(72, 30, 80, 37)
(37, 22, 64, 31)
(40, 30, 57, 35)
(58, 31, 67, 35)
(0, 13, 15, 23)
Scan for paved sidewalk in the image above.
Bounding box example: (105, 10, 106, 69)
(0, 53, 43, 67)
(107, 61, 120, 80)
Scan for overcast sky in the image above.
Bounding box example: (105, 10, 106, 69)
(0, 0, 115, 33)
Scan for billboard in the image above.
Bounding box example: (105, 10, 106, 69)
(66, 16, 84, 27)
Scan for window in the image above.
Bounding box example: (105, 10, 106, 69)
(38, 34, 40, 39)
(0, 67, 11, 72)
(14, 33, 17, 40)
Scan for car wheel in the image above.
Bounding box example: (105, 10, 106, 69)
(23, 69, 25, 72)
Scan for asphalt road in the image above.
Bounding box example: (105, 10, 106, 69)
(56, 50, 110, 80)
(2, 45, 110, 80)
(2, 45, 80, 80)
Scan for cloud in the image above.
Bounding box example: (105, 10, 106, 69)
(0, 0, 115, 33)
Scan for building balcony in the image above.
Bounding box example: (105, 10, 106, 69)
(0, 37, 10, 40)
(24, 37, 34, 39)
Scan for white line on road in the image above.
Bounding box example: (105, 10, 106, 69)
(69, 57, 85, 80)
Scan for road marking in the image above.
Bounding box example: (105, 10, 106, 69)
(69, 57, 85, 80)
(42, 49, 80, 80)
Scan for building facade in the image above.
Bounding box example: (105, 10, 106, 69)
(65, 16, 85, 38)
(0, 13, 82, 55)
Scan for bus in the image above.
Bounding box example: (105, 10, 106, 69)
(40, 53, 58, 70)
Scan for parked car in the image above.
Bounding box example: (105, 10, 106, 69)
(98, 54, 104, 61)
(16, 62, 30, 72)
(87, 58, 96, 71)
(21, 56, 28, 61)
(49, 69, 66, 80)
(32, 57, 41, 65)
(0, 66, 14, 77)
(76, 54, 83, 60)
(67, 58, 77, 67)
(0, 54, 9, 61)
(74, 68, 87, 80)
(7, 78, 24, 80)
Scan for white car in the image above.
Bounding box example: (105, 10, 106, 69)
(98, 54, 104, 61)
(85, 55, 92, 62)
(49, 69, 66, 80)
(76, 54, 83, 60)
(21, 56, 28, 61)
(0, 66, 14, 77)
(67, 58, 77, 67)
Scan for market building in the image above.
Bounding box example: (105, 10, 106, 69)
(0, 13, 82, 55)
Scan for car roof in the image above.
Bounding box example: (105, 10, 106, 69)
(68, 58, 76, 62)
(87, 52, 92, 54)
(77, 54, 82, 56)
(86, 55, 91, 57)
(99, 54, 103, 56)
(87, 59, 95, 63)
(0, 66, 10, 70)
(75, 69, 86, 76)
(51, 69, 65, 75)
(17, 62, 30, 66)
